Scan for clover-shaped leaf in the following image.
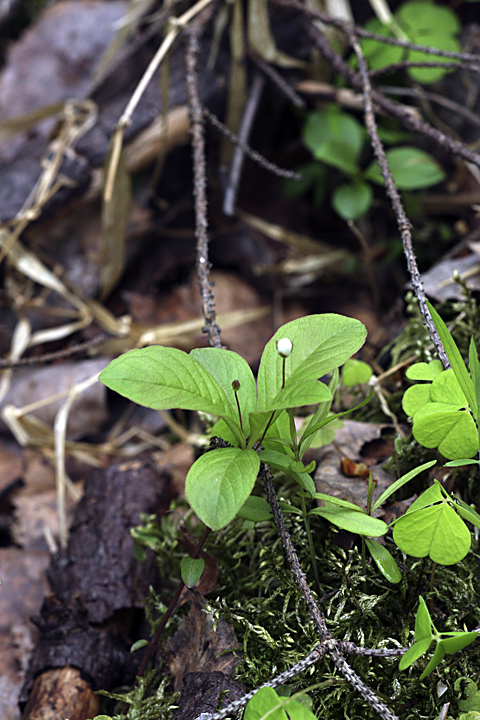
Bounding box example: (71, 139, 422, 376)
(412, 410, 478, 460)
(393, 498, 471, 565)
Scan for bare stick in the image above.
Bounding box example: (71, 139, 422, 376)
(250, 51, 306, 108)
(204, 106, 301, 180)
(185, 14, 223, 349)
(261, 464, 399, 720)
(344, 23, 449, 366)
(271, 0, 480, 65)
(0, 334, 107, 370)
(224, 72, 266, 216)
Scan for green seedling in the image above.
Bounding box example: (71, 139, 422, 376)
(180, 556, 205, 588)
(402, 302, 480, 465)
(399, 596, 478, 679)
(308, 461, 436, 584)
(290, 103, 445, 221)
(99, 314, 368, 531)
(243, 686, 317, 720)
(392, 480, 480, 565)
(361, 0, 462, 84)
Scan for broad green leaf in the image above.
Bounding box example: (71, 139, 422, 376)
(365, 147, 445, 190)
(265, 379, 331, 412)
(360, 18, 403, 70)
(248, 410, 282, 448)
(372, 460, 436, 513)
(100, 346, 233, 418)
(257, 315, 367, 411)
(427, 301, 477, 417)
(181, 557, 205, 588)
(332, 182, 373, 221)
(237, 495, 272, 523)
(303, 106, 365, 175)
(402, 384, 432, 418)
(413, 410, 478, 460)
(407, 35, 461, 83)
(455, 500, 480, 531)
(283, 698, 317, 720)
(420, 642, 445, 679)
(244, 687, 288, 720)
(469, 337, 480, 424)
(397, 1, 460, 35)
(258, 449, 315, 496)
(406, 360, 443, 381)
(341, 359, 373, 387)
(365, 538, 401, 584)
(430, 368, 467, 407)
(415, 596, 433, 641)
(439, 632, 478, 655)
(185, 448, 260, 530)
(310, 503, 387, 536)
(210, 418, 241, 448)
(393, 502, 471, 564)
(190, 348, 256, 434)
(398, 637, 432, 671)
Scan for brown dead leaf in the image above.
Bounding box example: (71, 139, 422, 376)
(312, 420, 396, 510)
(164, 601, 241, 691)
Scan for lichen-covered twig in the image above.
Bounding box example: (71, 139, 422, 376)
(185, 12, 223, 349)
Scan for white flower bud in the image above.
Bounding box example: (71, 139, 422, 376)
(277, 337, 293, 358)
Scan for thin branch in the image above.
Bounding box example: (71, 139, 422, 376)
(250, 51, 307, 108)
(343, 23, 449, 367)
(203, 106, 301, 180)
(369, 60, 480, 78)
(0, 334, 107, 369)
(261, 464, 399, 720)
(185, 12, 223, 349)
(270, 0, 480, 65)
(224, 72, 266, 216)
(307, 23, 480, 172)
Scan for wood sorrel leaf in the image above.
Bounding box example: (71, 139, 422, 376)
(420, 642, 445, 679)
(407, 482, 444, 512)
(185, 448, 260, 531)
(341, 358, 373, 386)
(310, 503, 388, 536)
(100, 346, 234, 418)
(439, 632, 478, 655)
(393, 502, 471, 565)
(412, 410, 478, 460)
(427, 301, 477, 417)
(406, 360, 443, 381)
(402, 384, 432, 418)
(365, 538, 401, 584)
(256, 314, 366, 411)
(190, 348, 257, 434)
(415, 596, 433, 641)
(430, 368, 467, 407)
(398, 637, 433, 671)
(180, 556, 205, 588)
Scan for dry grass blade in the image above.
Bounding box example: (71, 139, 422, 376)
(0, 102, 65, 142)
(101, 142, 132, 299)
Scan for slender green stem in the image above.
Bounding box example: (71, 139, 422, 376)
(300, 494, 321, 597)
(287, 409, 299, 460)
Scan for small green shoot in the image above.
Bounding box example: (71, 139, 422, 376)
(399, 596, 478, 679)
(180, 556, 205, 588)
(243, 686, 317, 720)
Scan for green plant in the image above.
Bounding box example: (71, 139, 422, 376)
(392, 480, 480, 565)
(402, 302, 480, 465)
(361, 0, 461, 84)
(399, 596, 478, 679)
(288, 104, 445, 221)
(243, 686, 317, 720)
(99, 314, 368, 531)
